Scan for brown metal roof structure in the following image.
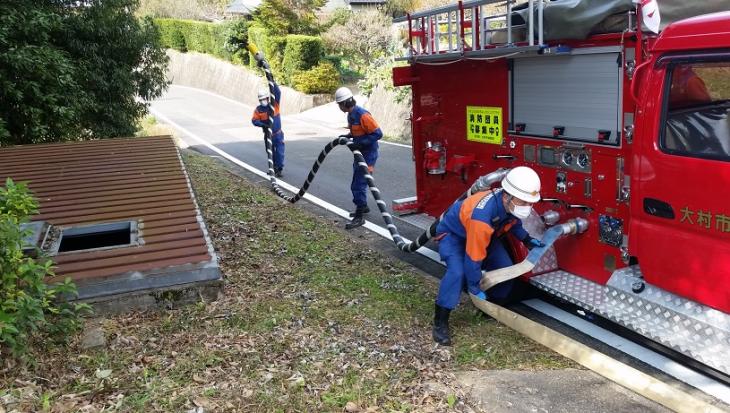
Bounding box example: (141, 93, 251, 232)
(0, 136, 220, 300)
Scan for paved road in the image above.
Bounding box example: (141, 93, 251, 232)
(150, 85, 417, 220)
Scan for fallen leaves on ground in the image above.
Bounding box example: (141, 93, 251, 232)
(0, 151, 572, 412)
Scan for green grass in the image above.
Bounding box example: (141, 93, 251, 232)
(0, 151, 575, 412)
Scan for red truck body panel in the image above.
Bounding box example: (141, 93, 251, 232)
(396, 13, 730, 313)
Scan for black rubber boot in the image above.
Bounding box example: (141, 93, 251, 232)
(432, 304, 452, 346)
(274, 168, 283, 178)
(348, 206, 370, 217)
(345, 210, 365, 230)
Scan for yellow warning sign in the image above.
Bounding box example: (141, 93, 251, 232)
(466, 106, 503, 144)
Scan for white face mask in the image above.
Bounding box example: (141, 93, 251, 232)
(259, 98, 269, 106)
(510, 203, 532, 219)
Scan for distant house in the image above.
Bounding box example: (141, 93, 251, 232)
(321, 0, 348, 12)
(345, 0, 386, 11)
(225, 0, 262, 17)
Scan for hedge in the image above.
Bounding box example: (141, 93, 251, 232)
(247, 25, 286, 80)
(155, 18, 249, 65)
(156, 19, 339, 94)
(292, 61, 340, 94)
(281, 35, 323, 84)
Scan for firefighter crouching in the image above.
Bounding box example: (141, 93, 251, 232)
(252, 82, 285, 177)
(335, 87, 383, 230)
(433, 167, 544, 345)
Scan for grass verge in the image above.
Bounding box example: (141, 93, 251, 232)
(0, 151, 574, 412)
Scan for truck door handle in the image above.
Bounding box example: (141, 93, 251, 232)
(493, 154, 515, 160)
(643, 198, 675, 219)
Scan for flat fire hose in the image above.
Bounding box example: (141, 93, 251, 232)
(479, 224, 566, 290)
(467, 293, 725, 413)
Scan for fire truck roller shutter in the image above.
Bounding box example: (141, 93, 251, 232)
(512, 52, 622, 145)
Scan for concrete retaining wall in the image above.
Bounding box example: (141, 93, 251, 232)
(364, 85, 412, 143)
(166, 50, 330, 115)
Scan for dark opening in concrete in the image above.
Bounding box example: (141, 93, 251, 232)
(58, 221, 133, 253)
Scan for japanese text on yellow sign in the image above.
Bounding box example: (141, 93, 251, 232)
(467, 106, 503, 144)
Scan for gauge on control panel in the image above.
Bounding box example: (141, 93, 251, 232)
(577, 152, 590, 169)
(562, 151, 574, 166)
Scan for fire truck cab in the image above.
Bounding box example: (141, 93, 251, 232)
(393, 1, 730, 378)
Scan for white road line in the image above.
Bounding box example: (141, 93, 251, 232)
(150, 107, 441, 263)
(166, 85, 413, 149)
(524, 299, 730, 405)
(155, 105, 730, 406)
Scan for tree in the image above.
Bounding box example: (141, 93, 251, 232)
(323, 9, 393, 72)
(0, 0, 169, 146)
(253, 0, 325, 36)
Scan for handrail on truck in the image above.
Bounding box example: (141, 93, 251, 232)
(394, 0, 545, 60)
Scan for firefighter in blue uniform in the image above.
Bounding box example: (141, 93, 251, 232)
(252, 83, 285, 177)
(335, 87, 383, 229)
(433, 167, 544, 345)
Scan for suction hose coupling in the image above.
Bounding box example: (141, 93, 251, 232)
(557, 218, 589, 236)
(468, 168, 511, 195)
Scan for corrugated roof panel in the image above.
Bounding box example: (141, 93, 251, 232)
(0, 136, 220, 299)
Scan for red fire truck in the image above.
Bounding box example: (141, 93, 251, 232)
(392, 1, 730, 378)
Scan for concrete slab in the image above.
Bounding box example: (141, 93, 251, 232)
(454, 369, 671, 413)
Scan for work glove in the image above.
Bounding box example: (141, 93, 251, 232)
(522, 236, 545, 251)
(474, 291, 487, 301)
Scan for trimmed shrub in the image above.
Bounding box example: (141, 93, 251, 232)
(223, 18, 250, 66)
(170, 27, 187, 52)
(282, 34, 323, 83)
(291, 61, 340, 94)
(247, 25, 267, 69)
(247, 25, 287, 80)
(155, 18, 233, 60)
(156, 18, 333, 94)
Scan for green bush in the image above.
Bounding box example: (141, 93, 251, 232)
(0, 178, 90, 358)
(156, 18, 332, 94)
(223, 18, 250, 66)
(155, 18, 232, 60)
(282, 34, 323, 83)
(170, 27, 187, 52)
(358, 55, 410, 103)
(247, 25, 287, 80)
(292, 61, 340, 94)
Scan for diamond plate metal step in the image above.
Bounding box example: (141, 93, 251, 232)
(531, 267, 730, 376)
(396, 213, 436, 231)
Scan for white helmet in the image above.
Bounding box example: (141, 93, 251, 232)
(257, 88, 270, 100)
(501, 166, 541, 203)
(334, 87, 353, 103)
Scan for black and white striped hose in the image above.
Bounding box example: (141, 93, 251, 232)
(262, 128, 439, 252)
(248, 43, 510, 253)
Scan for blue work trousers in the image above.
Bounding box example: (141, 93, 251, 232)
(351, 150, 377, 208)
(435, 232, 515, 310)
(271, 132, 285, 170)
